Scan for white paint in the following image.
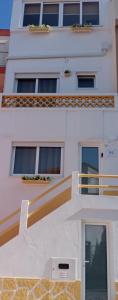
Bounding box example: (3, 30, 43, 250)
(0, 2, 118, 297)
(19, 200, 29, 235)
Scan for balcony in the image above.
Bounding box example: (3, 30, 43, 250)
(72, 172, 118, 215)
(1, 94, 115, 108)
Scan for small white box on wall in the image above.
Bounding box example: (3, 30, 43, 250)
(51, 257, 78, 281)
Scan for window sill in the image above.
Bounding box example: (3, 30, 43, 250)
(11, 25, 104, 34)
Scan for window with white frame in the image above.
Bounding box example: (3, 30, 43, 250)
(12, 144, 64, 175)
(22, 1, 99, 27)
(16, 77, 58, 93)
(77, 74, 95, 88)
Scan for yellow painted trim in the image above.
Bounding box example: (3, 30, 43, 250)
(0, 208, 20, 225)
(0, 175, 71, 226)
(0, 222, 19, 246)
(30, 175, 71, 206)
(0, 186, 71, 245)
(79, 173, 118, 178)
(28, 187, 71, 227)
(103, 190, 118, 196)
(79, 184, 118, 189)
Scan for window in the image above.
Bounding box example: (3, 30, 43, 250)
(38, 147, 61, 174)
(17, 79, 36, 93)
(23, 1, 99, 27)
(16, 77, 58, 93)
(78, 75, 95, 88)
(13, 147, 36, 174)
(63, 3, 80, 26)
(82, 2, 99, 25)
(42, 4, 59, 26)
(38, 78, 57, 93)
(12, 145, 63, 175)
(23, 4, 40, 26)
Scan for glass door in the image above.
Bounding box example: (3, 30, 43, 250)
(84, 224, 108, 300)
(81, 146, 99, 194)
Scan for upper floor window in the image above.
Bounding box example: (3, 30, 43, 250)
(63, 3, 80, 26)
(16, 77, 58, 93)
(23, 4, 41, 26)
(23, 1, 99, 27)
(42, 4, 59, 26)
(78, 75, 95, 88)
(82, 2, 99, 25)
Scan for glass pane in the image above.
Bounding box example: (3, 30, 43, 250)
(23, 15, 40, 26)
(38, 147, 61, 174)
(43, 4, 59, 26)
(43, 4, 59, 13)
(13, 147, 36, 174)
(78, 76, 95, 88)
(23, 4, 40, 26)
(17, 79, 36, 93)
(81, 147, 99, 194)
(85, 225, 108, 300)
(24, 4, 41, 14)
(82, 2, 99, 25)
(64, 4, 80, 14)
(63, 4, 80, 26)
(38, 79, 57, 93)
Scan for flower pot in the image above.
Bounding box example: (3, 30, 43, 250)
(28, 26, 52, 33)
(71, 27, 92, 33)
(22, 179, 50, 184)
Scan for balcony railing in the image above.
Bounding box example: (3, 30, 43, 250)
(72, 172, 118, 197)
(1, 94, 114, 108)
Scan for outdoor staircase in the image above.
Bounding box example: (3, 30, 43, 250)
(0, 175, 71, 246)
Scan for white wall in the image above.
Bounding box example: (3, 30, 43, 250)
(4, 0, 116, 93)
(0, 193, 117, 295)
(0, 104, 118, 219)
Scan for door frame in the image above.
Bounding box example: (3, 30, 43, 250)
(79, 143, 104, 194)
(82, 221, 111, 300)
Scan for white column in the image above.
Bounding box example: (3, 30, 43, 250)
(72, 171, 79, 200)
(19, 200, 29, 235)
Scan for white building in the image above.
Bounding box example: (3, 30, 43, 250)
(0, 0, 118, 299)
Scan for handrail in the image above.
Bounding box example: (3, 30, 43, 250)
(29, 175, 71, 206)
(78, 173, 118, 190)
(0, 208, 20, 226)
(0, 175, 71, 226)
(79, 184, 118, 189)
(78, 173, 118, 178)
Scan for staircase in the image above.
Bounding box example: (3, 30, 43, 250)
(0, 175, 71, 246)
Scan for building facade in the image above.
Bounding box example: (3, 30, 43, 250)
(0, 0, 118, 300)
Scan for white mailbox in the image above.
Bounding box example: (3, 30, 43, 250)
(51, 257, 77, 281)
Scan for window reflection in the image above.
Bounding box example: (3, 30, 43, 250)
(85, 225, 108, 300)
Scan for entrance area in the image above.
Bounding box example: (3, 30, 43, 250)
(84, 224, 108, 300)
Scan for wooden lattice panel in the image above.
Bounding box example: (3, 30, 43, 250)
(2, 95, 114, 108)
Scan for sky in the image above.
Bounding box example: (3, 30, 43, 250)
(0, 0, 13, 29)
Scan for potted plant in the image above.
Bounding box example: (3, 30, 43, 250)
(64, 70, 71, 77)
(22, 175, 51, 184)
(71, 23, 92, 33)
(28, 24, 53, 33)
